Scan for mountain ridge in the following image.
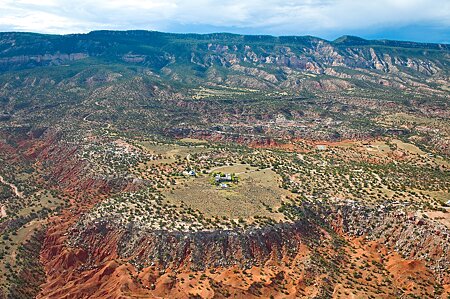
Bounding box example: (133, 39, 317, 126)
(1, 30, 449, 47)
(0, 28, 449, 298)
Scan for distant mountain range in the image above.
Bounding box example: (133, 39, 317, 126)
(0, 30, 448, 78)
(0, 30, 448, 150)
(0, 30, 449, 299)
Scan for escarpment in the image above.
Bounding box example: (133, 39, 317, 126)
(2, 126, 448, 298)
(0, 31, 449, 299)
(54, 201, 449, 298)
(70, 215, 325, 270)
(69, 201, 450, 275)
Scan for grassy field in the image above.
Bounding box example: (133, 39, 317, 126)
(178, 138, 209, 144)
(163, 164, 287, 222)
(392, 139, 425, 155)
(0, 188, 62, 285)
(139, 142, 210, 165)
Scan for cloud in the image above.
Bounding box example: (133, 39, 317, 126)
(0, 0, 448, 41)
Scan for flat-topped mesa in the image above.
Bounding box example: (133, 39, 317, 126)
(67, 200, 450, 281)
(0, 31, 447, 77)
(69, 219, 320, 270)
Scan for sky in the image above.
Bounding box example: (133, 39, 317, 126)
(0, 0, 449, 43)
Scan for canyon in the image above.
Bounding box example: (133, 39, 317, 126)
(0, 31, 448, 298)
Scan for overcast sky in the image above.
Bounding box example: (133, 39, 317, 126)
(0, 0, 449, 42)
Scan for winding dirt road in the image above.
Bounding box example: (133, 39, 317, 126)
(0, 174, 23, 198)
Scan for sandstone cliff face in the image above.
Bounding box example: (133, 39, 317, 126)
(2, 128, 448, 298)
(70, 216, 324, 270)
(198, 39, 447, 78)
(0, 31, 449, 298)
(315, 202, 450, 283)
(0, 53, 88, 70)
(69, 201, 450, 277)
(0, 31, 447, 90)
(34, 200, 447, 298)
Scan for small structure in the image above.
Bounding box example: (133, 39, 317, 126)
(188, 170, 196, 176)
(215, 173, 232, 183)
(316, 145, 327, 151)
(219, 183, 228, 189)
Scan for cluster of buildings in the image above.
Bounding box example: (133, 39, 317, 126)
(184, 169, 236, 189)
(215, 173, 232, 182)
(215, 173, 234, 189)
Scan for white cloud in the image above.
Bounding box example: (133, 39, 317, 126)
(0, 0, 448, 39)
